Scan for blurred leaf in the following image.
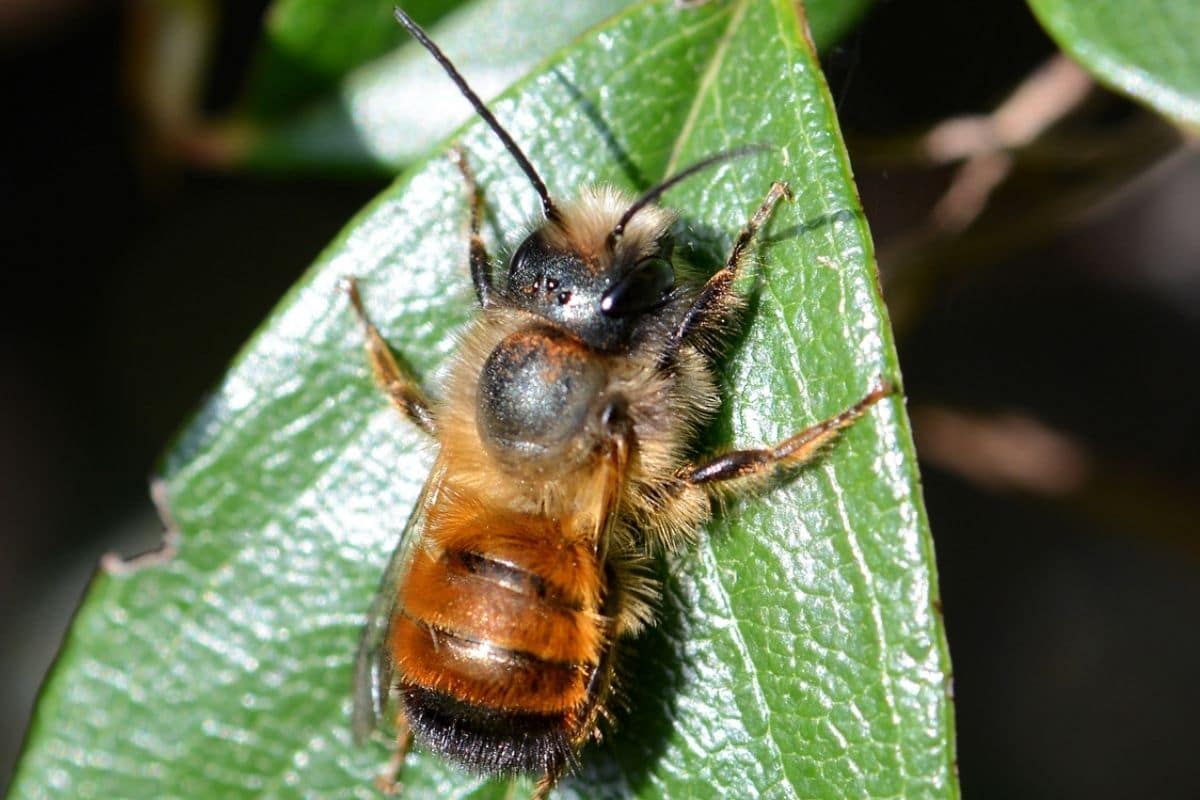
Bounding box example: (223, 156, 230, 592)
(240, 0, 635, 174)
(1028, 0, 1200, 129)
(806, 0, 875, 47)
(11, 1, 955, 798)
(239, 0, 874, 175)
(240, 0, 457, 120)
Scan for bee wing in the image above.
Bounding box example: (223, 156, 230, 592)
(350, 462, 445, 743)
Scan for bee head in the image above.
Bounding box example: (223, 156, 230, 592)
(393, 8, 771, 353)
(504, 187, 677, 352)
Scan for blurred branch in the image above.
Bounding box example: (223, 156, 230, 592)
(123, 0, 223, 170)
(0, 0, 88, 46)
(911, 405, 1091, 495)
(920, 56, 1093, 234)
(922, 56, 1094, 164)
(850, 55, 1187, 338)
(912, 405, 1200, 559)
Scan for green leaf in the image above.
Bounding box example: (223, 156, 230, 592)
(12, 1, 956, 798)
(805, 0, 875, 47)
(240, 0, 457, 120)
(241, 0, 637, 174)
(1028, 0, 1200, 129)
(239, 0, 873, 174)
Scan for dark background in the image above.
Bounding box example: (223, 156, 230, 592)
(3, 0, 1198, 796)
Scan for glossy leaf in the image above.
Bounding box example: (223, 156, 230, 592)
(11, 1, 956, 798)
(1028, 0, 1200, 129)
(240, 0, 873, 174)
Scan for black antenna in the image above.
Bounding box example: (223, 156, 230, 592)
(395, 7, 558, 221)
(609, 145, 772, 246)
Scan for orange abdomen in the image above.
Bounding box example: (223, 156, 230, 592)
(389, 498, 607, 774)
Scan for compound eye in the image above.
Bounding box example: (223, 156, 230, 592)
(600, 257, 674, 317)
(509, 234, 540, 276)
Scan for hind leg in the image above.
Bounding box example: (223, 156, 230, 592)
(681, 380, 893, 487)
(531, 765, 565, 800)
(374, 712, 414, 795)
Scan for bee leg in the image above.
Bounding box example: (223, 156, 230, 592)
(530, 764, 566, 800)
(449, 146, 495, 309)
(658, 181, 792, 370)
(528, 633, 619, 800)
(374, 711, 414, 795)
(343, 277, 437, 437)
(680, 379, 893, 487)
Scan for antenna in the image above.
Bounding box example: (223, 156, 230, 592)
(395, 8, 558, 221)
(608, 145, 772, 246)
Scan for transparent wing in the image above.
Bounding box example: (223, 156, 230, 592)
(350, 462, 446, 743)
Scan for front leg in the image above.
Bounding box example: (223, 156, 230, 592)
(449, 147, 495, 309)
(343, 278, 437, 436)
(681, 380, 893, 487)
(658, 181, 792, 370)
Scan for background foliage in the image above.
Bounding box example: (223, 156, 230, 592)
(3, 0, 1197, 798)
(10, 1, 955, 797)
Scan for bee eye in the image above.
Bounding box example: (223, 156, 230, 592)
(600, 257, 674, 317)
(509, 234, 539, 275)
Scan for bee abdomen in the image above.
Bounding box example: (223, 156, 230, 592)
(402, 544, 602, 667)
(388, 506, 604, 777)
(401, 683, 575, 775)
(390, 540, 604, 773)
(391, 612, 588, 713)
(394, 613, 582, 773)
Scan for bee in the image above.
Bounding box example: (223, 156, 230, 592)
(349, 8, 892, 798)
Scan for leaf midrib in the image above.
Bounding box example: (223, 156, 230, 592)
(655, 1, 817, 797)
(662, 0, 744, 177)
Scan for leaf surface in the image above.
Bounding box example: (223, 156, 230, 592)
(1028, 0, 1200, 128)
(11, 1, 956, 798)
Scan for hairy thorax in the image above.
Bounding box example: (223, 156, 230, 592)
(435, 308, 715, 533)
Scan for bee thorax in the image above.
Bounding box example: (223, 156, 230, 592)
(476, 326, 608, 466)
